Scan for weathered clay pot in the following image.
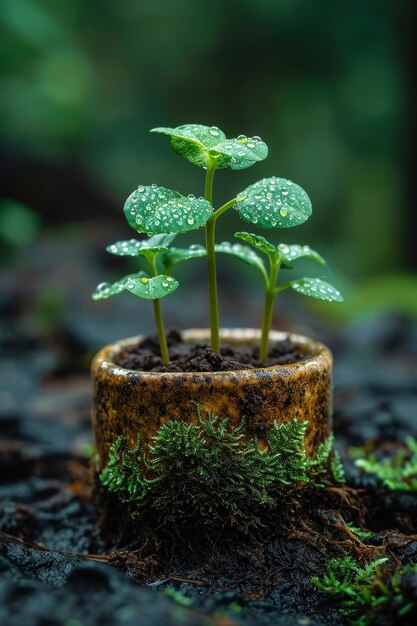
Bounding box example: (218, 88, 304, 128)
(92, 328, 333, 466)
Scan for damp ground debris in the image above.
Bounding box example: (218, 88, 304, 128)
(1, 309, 417, 625)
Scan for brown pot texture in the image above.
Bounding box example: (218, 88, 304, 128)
(92, 328, 333, 467)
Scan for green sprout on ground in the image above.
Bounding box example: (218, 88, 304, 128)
(312, 556, 417, 625)
(94, 124, 343, 363)
(100, 411, 344, 532)
(355, 437, 417, 492)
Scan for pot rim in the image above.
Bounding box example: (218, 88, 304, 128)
(92, 328, 332, 378)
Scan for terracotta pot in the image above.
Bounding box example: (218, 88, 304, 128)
(91, 328, 333, 466)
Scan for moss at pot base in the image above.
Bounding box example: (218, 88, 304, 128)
(95, 410, 344, 547)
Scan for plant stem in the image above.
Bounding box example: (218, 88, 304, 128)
(259, 260, 280, 362)
(148, 256, 170, 365)
(204, 154, 220, 353)
(152, 299, 170, 365)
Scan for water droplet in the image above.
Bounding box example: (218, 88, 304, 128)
(188, 194, 195, 199)
(253, 136, 261, 142)
(151, 183, 157, 189)
(187, 217, 194, 225)
(209, 127, 219, 137)
(282, 189, 289, 196)
(237, 134, 247, 143)
(97, 282, 110, 290)
(137, 185, 145, 192)
(247, 142, 255, 148)
(162, 281, 169, 287)
(279, 208, 288, 217)
(141, 277, 149, 284)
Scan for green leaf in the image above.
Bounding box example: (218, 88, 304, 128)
(146, 233, 177, 248)
(161, 244, 206, 272)
(215, 241, 266, 276)
(234, 231, 277, 258)
(125, 274, 179, 300)
(92, 273, 143, 300)
(236, 177, 312, 229)
(124, 185, 212, 235)
(151, 124, 268, 170)
(211, 136, 268, 170)
(151, 125, 225, 168)
(290, 278, 343, 302)
(106, 238, 169, 257)
(277, 244, 326, 268)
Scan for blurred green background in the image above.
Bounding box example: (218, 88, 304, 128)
(1, 0, 416, 335)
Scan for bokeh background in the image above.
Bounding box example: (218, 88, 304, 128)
(1, 0, 416, 353)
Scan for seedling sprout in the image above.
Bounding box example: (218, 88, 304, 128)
(93, 124, 343, 362)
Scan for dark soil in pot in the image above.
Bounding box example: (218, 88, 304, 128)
(118, 329, 310, 372)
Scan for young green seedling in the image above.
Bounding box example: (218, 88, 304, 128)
(92, 234, 207, 364)
(94, 123, 342, 362)
(151, 125, 331, 356)
(218, 231, 342, 361)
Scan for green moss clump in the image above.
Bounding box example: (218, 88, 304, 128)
(99, 410, 343, 534)
(313, 556, 417, 625)
(355, 437, 417, 492)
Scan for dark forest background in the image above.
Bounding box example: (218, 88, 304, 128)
(1, 0, 416, 344)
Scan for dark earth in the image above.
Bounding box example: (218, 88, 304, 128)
(1, 260, 417, 626)
(118, 330, 310, 372)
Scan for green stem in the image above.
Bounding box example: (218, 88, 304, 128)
(204, 154, 220, 353)
(152, 299, 170, 365)
(259, 259, 280, 362)
(148, 256, 170, 365)
(214, 197, 238, 219)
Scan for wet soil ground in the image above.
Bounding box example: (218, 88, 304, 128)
(1, 300, 417, 624)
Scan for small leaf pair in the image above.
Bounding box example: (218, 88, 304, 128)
(151, 124, 268, 170)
